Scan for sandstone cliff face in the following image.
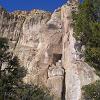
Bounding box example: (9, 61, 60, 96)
(0, 1, 99, 100)
(61, 2, 99, 100)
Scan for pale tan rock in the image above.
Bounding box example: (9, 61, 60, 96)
(47, 62, 64, 100)
(0, 1, 99, 99)
(61, 2, 99, 100)
(47, 76, 64, 100)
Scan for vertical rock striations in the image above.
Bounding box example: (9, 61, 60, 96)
(61, 1, 99, 100)
(0, 1, 99, 99)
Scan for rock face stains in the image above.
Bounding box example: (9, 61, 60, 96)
(0, 1, 99, 100)
(61, 1, 99, 100)
(47, 61, 64, 100)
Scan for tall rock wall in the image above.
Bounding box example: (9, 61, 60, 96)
(0, 6, 64, 99)
(61, 1, 99, 100)
(0, 1, 99, 99)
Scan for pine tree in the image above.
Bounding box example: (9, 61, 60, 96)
(72, 0, 100, 72)
(0, 37, 52, 100)
(0, 38, 26, 99)
(72, 0, 100, 99)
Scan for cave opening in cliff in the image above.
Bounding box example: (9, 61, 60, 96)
(53, 53, 62, 65)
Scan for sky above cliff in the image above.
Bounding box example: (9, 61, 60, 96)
(0, 0, 67, 12)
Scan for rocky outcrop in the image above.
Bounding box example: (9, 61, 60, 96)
(61, 1, 99, 100)
(0, 0, 99, 99)
(0, 5, 64, 98)
(0, 6, 51, 49)
(47, 60, 64, 100)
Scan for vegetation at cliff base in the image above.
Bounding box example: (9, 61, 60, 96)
(82, 81, 100, 100)
(0, 37, 52, 100)
(72, 0, 100, 99)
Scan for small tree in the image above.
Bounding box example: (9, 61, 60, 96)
(72, 0, 100, 73)
(0, 38, 26, 99)
(0, 37, 52, 100)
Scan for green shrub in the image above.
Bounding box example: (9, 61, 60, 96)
(82, 81, 100, 100)
(0, 37, 52, 100)
(72, 0, 100, 72)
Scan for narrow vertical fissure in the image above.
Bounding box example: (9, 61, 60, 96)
(62, 70, 66, 100)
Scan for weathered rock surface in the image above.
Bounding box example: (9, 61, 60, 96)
(47, 61, 64, 100)
(0, 0, 99, 99)
(61, 1, 99, 100)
